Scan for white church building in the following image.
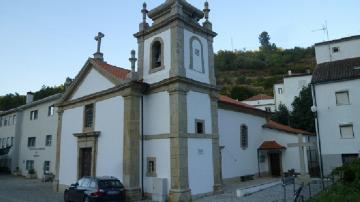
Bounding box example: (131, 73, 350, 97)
(54, 1, 316, 201)
(312, 35, 360, 175)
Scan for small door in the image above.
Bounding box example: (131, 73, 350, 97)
(80, 148, 92, 177)
(269, 152, 281, 176)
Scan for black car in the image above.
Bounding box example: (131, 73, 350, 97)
(64, 176, 125, 202)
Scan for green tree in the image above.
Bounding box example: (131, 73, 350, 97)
(290, 85, 315, 132)
(0, 93, 26, 111)
(230, 86, 256, 101)
(33, 85, 64, 101)
(272, 104, 290, 125)
(259, 31, 271, 49)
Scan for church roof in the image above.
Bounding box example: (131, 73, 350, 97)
(148, 0, 204, 21)
(218, 95, 270, 118)
(258, 141, 285, 150)
(243, 94, 273, 101)
(312, 57, 360, 84)
(263, 120, 314, 136)
(91, 59, 131, 80)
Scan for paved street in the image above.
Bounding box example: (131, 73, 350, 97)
(0, 174, 63, 202)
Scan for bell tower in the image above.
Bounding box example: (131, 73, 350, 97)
(134, 0, 217, 85)
(134, 1, 222, 201)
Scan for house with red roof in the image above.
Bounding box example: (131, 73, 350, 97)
(242, 94, 275, 112)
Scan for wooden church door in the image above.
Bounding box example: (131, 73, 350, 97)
(80, 148, 92, 177)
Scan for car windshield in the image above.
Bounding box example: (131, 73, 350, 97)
(98, 180, 122, 189)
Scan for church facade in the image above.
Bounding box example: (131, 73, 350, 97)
(54, 1, 315, 201)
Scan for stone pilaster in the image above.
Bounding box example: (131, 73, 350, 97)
(137, 37, 145, 80)
(207, 38, 216, 86)
(210, 93, 223, 193)
(168, 84, 191, 202)
(169, 22, 186, 78)
(53, 108, 64, 192)
(123, 88, 142, 201)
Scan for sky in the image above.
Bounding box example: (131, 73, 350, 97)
(1, 0, 359, 95)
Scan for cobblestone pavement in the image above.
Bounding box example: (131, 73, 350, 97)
(195, 179, 332, 202)
(0, 174, 63, 202)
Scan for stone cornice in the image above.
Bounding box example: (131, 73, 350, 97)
(73, 131, 101, 138)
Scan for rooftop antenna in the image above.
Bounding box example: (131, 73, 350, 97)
(312, 21, 332, 62)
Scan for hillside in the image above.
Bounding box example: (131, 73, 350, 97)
(215, 32, 316, 100)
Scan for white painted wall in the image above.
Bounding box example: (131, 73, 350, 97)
(187, 91, 212, 134)
(143, 30, 171, 84)
(218, 109, 266, 179)
(242, 99, 275, 112)
(95, 96, 124, 181)
(71, 68, 115, 100)
(274, 75, 312, 111)
(184, 30, 210, 84)
(143, 139, 171, 194)
(314, 79, 360, 155)
(315, 39, 360, 64)
(19, 100, 59, 178)
(188, 139, 214, 195)
(274, 83, 285, 111)
(143, 91, 170, 135)
(262, 129, 309, 173)
(0, 113, 16, 170)
(59, 107, 83, 186)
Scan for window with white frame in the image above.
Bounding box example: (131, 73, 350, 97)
(43, 161, 50, 173)
(11, 137, 14, 146)
(12, 115, 16, 125)
(48, 105, 55, 116)
(146, 157, 156, 177)
(26, 160, 34, 170)
(45, 135, 52, 146)
(336, 91, 350, 105)
(332, 47, 340, 53)
(84, 104, 94, 129)
(278, 88, 283, 94)
(30, 110, 38, 120)
(340, 124, 354, 139)
(6, 137, 10, 147)
(28, 137, 36, 147)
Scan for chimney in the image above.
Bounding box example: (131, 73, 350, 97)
(288, 70, 292, 76)
(26, 92, 34, 104)
(64, 77, 73, 90)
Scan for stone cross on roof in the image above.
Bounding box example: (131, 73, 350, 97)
(94, 32, 105, 60)
(287, 133, 314, 184)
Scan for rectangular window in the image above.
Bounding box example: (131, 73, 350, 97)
(240, 125, 249, 148)
(278, 88, 283, 94)
(0, 117, 2, 127)
(11, 137, 14, 146)
(4, 118, 7, 126)
(30, 110, 38, 120)
(342, 154, 358, 165)
(195, 119, 205, 134)
(43, 161, 50, 173)
(146, 157, 157, 177)
(332, 47, 340, 53)
(26, 160, 34, 170)
(6, 137, 10, 147)
(84, 104, 94, 129)
(265, 107, 271, 112)
(45, 135, 52, 146)
(340, 124, 354, 139)
(48, 105, 55, 116)
(28, 137, 36, 147)
(12, 115, 16, 125)
(336, 91, 350, 105)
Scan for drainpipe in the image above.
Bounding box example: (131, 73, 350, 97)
(141, 96, 144, 198)
(311, 84, 325, 190)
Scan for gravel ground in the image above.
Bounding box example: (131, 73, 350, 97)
(195, 179, 332, 202)
(0, 174, 63, 202)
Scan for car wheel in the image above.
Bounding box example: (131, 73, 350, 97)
(64, 191, 70, 202)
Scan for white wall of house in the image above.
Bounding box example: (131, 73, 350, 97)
(262, 129, 309, 173)
(314, 79, 360, 155)
(143, 139, 171, 194)
(59, 106, 83, 186)
(143, 91, 170, 136)
(188, 138, 214, 195)
(218, 108, 266, 179)
(242, 99, 275, 112)
(94, 96, 124, 181)
(184, 30, 210, 84)
(71, 68, 115, 100)
(274, 75, 312, 111)
(18, 100, 58, 178)
(187, 91, 212, 134)
(0, 112, 17, 170)
(143, 30, 172, 84)
(315, 38, 360, 64)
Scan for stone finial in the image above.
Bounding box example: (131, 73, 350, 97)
(140, 2, 149, 31)
(129, 50, 137, 72)
(203, 1, 212, 30)
(93, 32, 105, 61)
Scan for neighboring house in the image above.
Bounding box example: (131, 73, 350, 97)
(312, 35, 360, 175)
(218, 95, 314, 180)
(274, 71, 312, 111)
(0, 92, 61, 178)
(242, 94, 275, 112)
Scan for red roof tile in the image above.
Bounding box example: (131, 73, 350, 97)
(243, 94, 273, 101)
(218, 95, 269, 117)
(258, 141, 285, 150)
(219, 95, 256, 109)
(263, 120, 314, 136)
(91, 59, 130, 80)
